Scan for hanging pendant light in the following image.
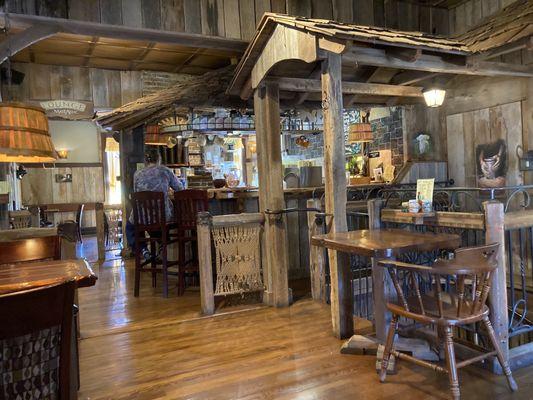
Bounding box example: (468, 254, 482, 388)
(0, 12, 57, 163)
(0, 102, 57, 162)
(423, 88, 446, 107)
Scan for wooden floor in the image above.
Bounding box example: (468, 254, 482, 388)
(77, 238, 533, 399)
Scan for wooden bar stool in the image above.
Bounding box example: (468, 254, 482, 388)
(173, 189, 209, 296)
(131, 191, 179, 298)
(378, 243, 517, 400)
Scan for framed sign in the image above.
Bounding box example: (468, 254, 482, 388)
(416, 178, 434, 202)
(33, 100, 94, 120)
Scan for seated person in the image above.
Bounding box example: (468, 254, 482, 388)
(126, 147, 183, 258)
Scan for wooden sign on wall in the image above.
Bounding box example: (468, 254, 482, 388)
(33, 100, 94, 120)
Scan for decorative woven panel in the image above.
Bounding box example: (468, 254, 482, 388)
(0, 326, 61, 400)
(212, 224, 263, 296)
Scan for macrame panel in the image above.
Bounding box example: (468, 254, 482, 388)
(212, 224, 263, 296)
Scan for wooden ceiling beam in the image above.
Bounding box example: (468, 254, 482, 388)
(0, 23, 60, 64)
(342, 46, 533, 77)
(84, 36, 99, 67)
(294, 65, 322, 105)
(392, 71, 441, 86)
(268, 76, 424, 97)
(385, 48, 421, 62)
(469, 36, 533, 62)
(366, 67, 398, 83)
(0, 12, 248, 53)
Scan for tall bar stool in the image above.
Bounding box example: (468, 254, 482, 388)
(173, 189, 209, 296)
(378, 243, 517, 400)
(131, 191, 179, 298)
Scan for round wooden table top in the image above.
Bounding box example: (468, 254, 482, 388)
(311, 228, 461, 257)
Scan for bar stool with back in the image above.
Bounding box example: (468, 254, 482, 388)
(131, 191, 179, 297)
(173, 189, 209, 296)
(378, 243, 517, 399)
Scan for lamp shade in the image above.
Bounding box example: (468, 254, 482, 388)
(348, 123, 373, 143)
(423, 89, 446, 107)
(0, 102, 57, 162)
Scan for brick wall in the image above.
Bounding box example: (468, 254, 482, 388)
(285, 133, 324, 158)
(369, 108, 404, 169)
(284, 108, 404, 170)
(141, 71, 193, 96)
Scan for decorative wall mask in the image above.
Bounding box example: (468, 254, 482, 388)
(414, 133, 431, 156)
(476, 139, 507, 188)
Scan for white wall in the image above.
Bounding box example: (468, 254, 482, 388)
(49, 120, 101, 163)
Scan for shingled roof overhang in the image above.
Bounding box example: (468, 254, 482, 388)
(228, 6, 532, 105)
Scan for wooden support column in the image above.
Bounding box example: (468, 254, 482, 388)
(321, 51, 351, 339)
(483, 200, 509, 369)
(307, 198, 326, 302)
(368, 198, 395, 343)
(197, 211, 215, 315)
(95, 203, 105, 261)
(254, 82, 290, 307)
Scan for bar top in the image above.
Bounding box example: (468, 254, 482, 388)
(207, 183, 385, 199)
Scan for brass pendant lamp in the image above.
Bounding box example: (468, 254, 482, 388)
(0, 13, 57, 163)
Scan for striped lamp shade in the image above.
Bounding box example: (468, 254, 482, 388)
(0, 103, 57, 162)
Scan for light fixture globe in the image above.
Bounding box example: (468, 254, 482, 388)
(0, 102, 57, 162)
(423, 89, 446, 108)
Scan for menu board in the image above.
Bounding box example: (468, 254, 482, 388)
(416, 178, 434, 202)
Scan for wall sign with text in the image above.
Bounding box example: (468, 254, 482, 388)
(33, 100, 95, 120)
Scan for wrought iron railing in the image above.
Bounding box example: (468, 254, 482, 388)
(317, 185, 533, 350)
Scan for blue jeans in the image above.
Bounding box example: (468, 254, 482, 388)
(126, 220, 139, 251)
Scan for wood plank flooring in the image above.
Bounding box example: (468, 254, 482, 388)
(77, 238, 533, 399)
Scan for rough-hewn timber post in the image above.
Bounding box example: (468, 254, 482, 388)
(254, 82, 290, 307)
(483, 200, 509, 371)
(197, 211, 215, 315)
(368, 198, 395, 343)
(307, 198, 326, 302)
(95, 202, 106, 261)
(322, 51, 351, 339)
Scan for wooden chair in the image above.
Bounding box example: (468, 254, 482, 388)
(0, 280, 76, 399)
(0, 235, 61, 264)
(378, 243, 517, 400)
(131, 191, 179, 297)
(173, 189, 209, 295)
(65, 204, 84, 243)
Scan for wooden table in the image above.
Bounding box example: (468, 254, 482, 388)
(0, 259, 97, 295)
(311, 228, 461, 354)
(0, 259, 96, 399)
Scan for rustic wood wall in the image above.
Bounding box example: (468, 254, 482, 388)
(446, 100, 523, 188)
(441, 49, 531, 190)
(449, 0, 516, 35)
(4, 63, 150, 109)
(21, 166, 105, 226)
(5, 0, 451, 39)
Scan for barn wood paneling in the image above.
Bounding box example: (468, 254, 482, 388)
(8, 0, 450, 40)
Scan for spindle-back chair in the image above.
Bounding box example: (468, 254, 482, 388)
(173, 189, 209, 295)
(131, 191, 179, 297)
(378, 243, 517, 400)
